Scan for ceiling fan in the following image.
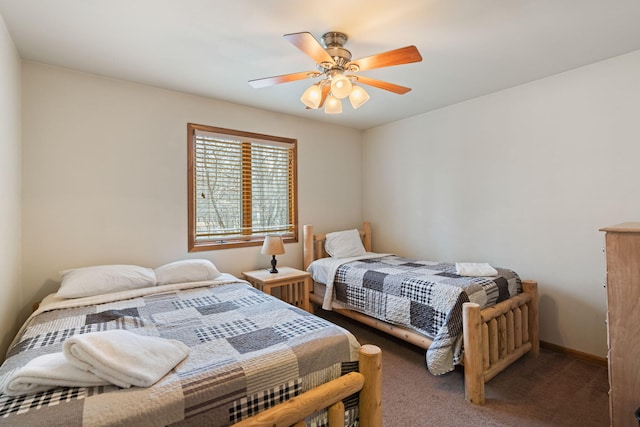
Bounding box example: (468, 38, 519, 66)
(248, 31, 423, 114)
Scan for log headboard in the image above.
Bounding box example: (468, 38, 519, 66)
(302, 222, 372, 270)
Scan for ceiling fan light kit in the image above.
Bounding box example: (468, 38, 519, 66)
(324, 94, 342, 114)
(329, 73, 352, 99)
(249, 31, 422, 114)
(300, 83, 322, 109)
(348, 85, 370, 109)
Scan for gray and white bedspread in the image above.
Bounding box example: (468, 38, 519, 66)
(330, 255, 521, 375)
(0, 280, 360, 427)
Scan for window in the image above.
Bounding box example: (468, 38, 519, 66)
(188, 123, 298, 251)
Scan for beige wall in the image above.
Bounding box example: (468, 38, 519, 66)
(0, 14, 22, 359)
(363, 49, 640, 358)
(20, 62, 363, 321)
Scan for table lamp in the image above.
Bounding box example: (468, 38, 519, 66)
(261, 235, 285, 273)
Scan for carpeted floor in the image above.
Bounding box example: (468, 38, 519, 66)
(316, 309, 610, 427)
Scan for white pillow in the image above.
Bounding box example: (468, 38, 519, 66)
(154, 259, 221, 286)
(57, 265, 157, 299)
(325, 229, 367, 258)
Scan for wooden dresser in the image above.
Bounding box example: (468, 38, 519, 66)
(600, 223, 640, 427)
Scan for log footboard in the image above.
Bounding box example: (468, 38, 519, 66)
(463, 280, 539, 404)
(232, 344, 382, 427)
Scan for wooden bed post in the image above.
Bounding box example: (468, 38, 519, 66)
(358, 344, 382, 427)
(362, 222, 372, 252)
(462, 302, 485, 405)
(303, 224, 314, 271)
(522, 280, 540, 356)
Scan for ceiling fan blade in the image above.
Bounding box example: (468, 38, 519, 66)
(319, 85, 330, 107)
(353, 75, 412, 94)
(283, 32, 336, 66)
(249, 71, 318, 88)
(347, 45, 422, 72)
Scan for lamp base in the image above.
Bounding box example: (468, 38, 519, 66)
(269, 255, 279, 274)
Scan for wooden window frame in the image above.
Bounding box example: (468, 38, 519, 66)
(188, 123, 298, 251)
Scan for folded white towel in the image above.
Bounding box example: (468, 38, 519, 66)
(455, 262, 498, 277)
(4, 352, 110, 396)
(63, 330, 189, 388)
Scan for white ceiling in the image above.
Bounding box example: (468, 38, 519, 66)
(2, 0, 640, 130)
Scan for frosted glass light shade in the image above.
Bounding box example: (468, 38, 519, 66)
(330, 74, 352, 99)
(324, 95, 342, 114)
(349, 85, 370, 109)
(300, 84, 322, 109)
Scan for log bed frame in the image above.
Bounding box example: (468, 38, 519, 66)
(233, 344, 382, 427)
(303, 222, 539, 405)
(29, 303, 382, 427)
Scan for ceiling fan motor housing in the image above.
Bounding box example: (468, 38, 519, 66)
(321, 32, 352, 69)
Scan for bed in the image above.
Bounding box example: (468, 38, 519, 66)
(0, 260, 382, 426)
(303, 223, 539, 405)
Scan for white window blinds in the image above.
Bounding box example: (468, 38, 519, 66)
(188, 124, 297, 250)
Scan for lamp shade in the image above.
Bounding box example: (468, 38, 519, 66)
(261, 235, 285, 255)
(330, 74, 352, 99)
(349, 85, 370, 109)
(300, 84, 322, 109)
(324, 95, 342, 114)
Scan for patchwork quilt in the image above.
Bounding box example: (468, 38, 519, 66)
(330, 255, 521, 375)
(0, 280, 361, 427)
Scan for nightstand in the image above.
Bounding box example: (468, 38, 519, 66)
(242, 267, 311, 313)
